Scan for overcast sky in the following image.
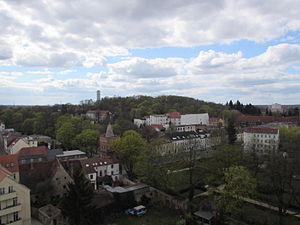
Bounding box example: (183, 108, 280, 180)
(1, 0, 300, 105)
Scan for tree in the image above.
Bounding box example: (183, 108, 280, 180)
(226, 118, 236, 145)
(56, 122, 77, 150)
(75, 129, 100, 157)
(110, 130, 148, 179)
(261, 153, 299, 225)
(60, 169, 96, 225)
(215, 166, 256, 223)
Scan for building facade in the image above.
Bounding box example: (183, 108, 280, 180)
(243, 128, 279, 154)
(0, 166, 31, 225)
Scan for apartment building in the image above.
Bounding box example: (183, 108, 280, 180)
(0, 165, 31, 225)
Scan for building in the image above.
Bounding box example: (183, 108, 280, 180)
(38, 204, 66, 225)
(99, 124, 119, 157)
(80, 157, 120, 190)
(0, 165, 31, 225)
(0, 154, 20, 182)
(0, 121, 5, 132)
(134, 112, 210, 129)
(209, 117, 224, 128)
(242, 128, 279, 154)
(19, 159, 73, 204)
(86, 110, 110, 122)
(97, 90, 101, 101)
(18, 146, 48, 165)
(156, 130, 210, 156)
(56, 150, 87, 161)
(268, 103, 283, 113)
(6, 139, 30, 155)
(236, 115, 299, 127)
(181, 113, 209, 126)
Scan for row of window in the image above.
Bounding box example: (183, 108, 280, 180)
(0, 211, 19, 224)
(253, 134, 277, 138)
(0, 197, 18, 210)
(0, 186, 14, 195)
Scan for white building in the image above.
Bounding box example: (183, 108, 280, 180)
(80, 157, 120, 190)
(268, 103, 283, 113)
(243, 128, 279, 154)
(134, 112, 209, 129)
(181, 113, 209, 126)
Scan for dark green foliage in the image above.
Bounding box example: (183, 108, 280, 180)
(227, 100, 261, 115)
(60, 169, 97, 225)
(226, 118, 236, 145)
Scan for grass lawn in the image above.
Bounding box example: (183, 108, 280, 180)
(104, 205, 182, 225)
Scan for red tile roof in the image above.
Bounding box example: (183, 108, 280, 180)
(237, 115, 300, 123)
(0, 154, 19, 173)
(18, 146, 48, 157)
(0, 165, 13, 182)
(244, 128, 279, 134)
(168, 112, 181, 118)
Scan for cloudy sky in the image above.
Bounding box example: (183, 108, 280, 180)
(1, 0, 300, 105)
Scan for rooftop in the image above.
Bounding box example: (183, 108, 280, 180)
(0, 154, 19, 173)
(244, 127, 279, 134)
(56, 150, 86, 157)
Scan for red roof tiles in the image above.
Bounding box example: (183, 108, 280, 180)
(244, 127, 279, 134)
(0, 154, 19, 173)
(18, 146, 48, 157)
(168, 112, 181, 118)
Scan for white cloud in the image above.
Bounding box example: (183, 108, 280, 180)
(1, 0, 300, 68)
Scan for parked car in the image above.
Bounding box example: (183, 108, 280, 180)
(125, 205, 147, 216)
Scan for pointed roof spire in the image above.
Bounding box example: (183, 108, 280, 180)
(105, 123, 114, 138)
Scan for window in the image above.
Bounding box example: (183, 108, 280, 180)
(111, 164, 114, 169)
(13, 197, 18, 206)
(0, 187, 4, 195)
(90, 174, 94, 179)
(8, 186, 14, 193)
(100, 171, 102, 176)
(13, 212, 19, 221)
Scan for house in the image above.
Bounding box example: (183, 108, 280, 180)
(209, 117, 224, 128)
(0, 165, 31, 225)
(19, 159, 73, 204)
(6, 138, 30, 155)
(268, 103, 283, 113)
(56, 150, 87, 161)
(156, 130, 210, 156)
(86, 110, 110, 122)
(243, 128, 279, 154)
(193, 210, 214, 225)
(80, 157, 120, 190)
(18, 146, 48, 165)
(0, 154, 20, 182)
(168, 112, 181, 126)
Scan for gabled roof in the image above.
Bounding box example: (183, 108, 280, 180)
(18, 146, 48, 157)
(209, 117, 222, 122)
(0, 154, 19, 173)
(244, 127, 279, 134)
(168, 112, 181, 118)
(0, 165, 13, 182)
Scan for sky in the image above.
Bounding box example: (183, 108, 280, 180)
(1, 0, 300, 105)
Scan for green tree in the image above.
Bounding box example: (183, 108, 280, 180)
(60, 169, 96, 225)
(215, 166, 256, 223)
(56, 122, 77, 150)
(226, 118, 236, 145)
(75, 129, 100, 157)
(110, 130, 148, 179)
(22, 118, 36, 135)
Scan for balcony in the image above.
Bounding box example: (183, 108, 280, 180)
(0, 192, 17, 202)
(2, 218, 22, 225)
(0, 204, 21, 217)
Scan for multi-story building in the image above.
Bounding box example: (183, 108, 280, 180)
(80, 157, 120, 190)
(0, 165, 31, 225)
(242, 128, 279, 154)
(134, 112, 210, 129)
